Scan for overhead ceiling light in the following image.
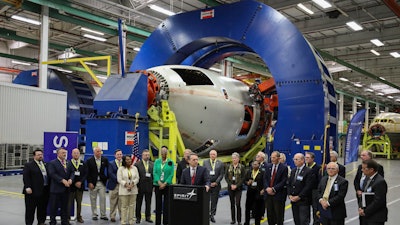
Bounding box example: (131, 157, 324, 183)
(149, 5, 176, 16)
(57, 68, 73, 73)
(11, 15, 41, 25)
(388, 96, 394, 99)
(81, 27, 104, 36)
(297, 3, 314, 15)
(390, 52, 400, 58)
(370, 49, 380, 56)
(339, 77, 349, 82)
(83, 34, 107, 42)
(370, 39, 384, 47)
(85, 62, 98, 66)
(133, 47, 141, 52)
(377, 92, 384, 96)
(312, 0, 332, 9)
(396, 99, 400, 102)
(365, 88, 374, 92)
(353, 83, 363, 87)
(346, 21, 363, 31)
(379, 77, 386, 80)
(58, 52, 80, 60)
(12, 60, 31, 66)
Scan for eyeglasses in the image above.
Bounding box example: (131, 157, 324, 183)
(326, 168, 336, 170)
(293, 158, 301, 161)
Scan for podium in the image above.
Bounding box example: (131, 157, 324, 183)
(169, 185, 210, 225)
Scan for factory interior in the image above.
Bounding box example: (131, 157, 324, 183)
(1, 0, 400, 225)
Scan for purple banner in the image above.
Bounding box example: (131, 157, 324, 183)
(43, 132, 78, 162)
(345, 109, 366, 165)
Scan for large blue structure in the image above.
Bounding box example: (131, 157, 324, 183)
(130, 0, 337, 164)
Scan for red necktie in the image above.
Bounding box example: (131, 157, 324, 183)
(270, 165, 277, 187)
(191, 168, 196, 185)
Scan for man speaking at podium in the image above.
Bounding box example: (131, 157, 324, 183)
(180, 152, 211, 192)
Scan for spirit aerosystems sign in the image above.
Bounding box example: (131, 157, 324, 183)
(173, 186, 198, 202)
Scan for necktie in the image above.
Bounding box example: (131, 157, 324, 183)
(362, 177, 370, 191)
(323, 177, 332, 200)
(62, 160, 66, 172)
(40, 161, 48, 185)
(270, 164, 277, 187)
(294, 167, 300, 182)
(191, 168, 196, 185)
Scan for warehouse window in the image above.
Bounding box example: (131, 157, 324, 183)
(172, 68, 214, 85)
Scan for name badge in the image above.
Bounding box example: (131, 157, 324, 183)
(42, 171, 47, 176)
(232, 176, 236, 181)
(210, 171, 215, 175)
(146, 172, 151, 178)
(75, 171, 80, 176)
(252, 181, 257, 186)
(160, 172, 164, 181)
(297, 176, 303, 181)
(334, 184, 339, 191)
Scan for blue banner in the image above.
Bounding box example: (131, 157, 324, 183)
(345, 109, 366, 164)
(43, 132, 78, 162)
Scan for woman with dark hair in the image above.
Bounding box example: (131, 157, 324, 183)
(244, 160, 265, 225)
(117, 155, 139, 225)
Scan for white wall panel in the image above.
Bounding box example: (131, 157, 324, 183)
(0, 82, 67, 145)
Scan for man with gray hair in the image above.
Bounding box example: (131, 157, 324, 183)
(330, 151, 346, 178)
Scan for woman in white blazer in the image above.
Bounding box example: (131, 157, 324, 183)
(117, 155, 140, 225)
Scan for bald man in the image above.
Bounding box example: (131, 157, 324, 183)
(176, 149, 192, 183)
(203, 150, 225, 223)
(68, 148, 87, 223)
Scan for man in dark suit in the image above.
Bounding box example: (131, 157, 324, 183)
(23, 149, 49, 225)
(287, 153, 314, 225)
(330, 151, 346, 178)
(86, 146, 109, 221)
(358, 159, 388, 225)
(68, 148, 87, 223)
(135, 149, 154, 224)
(306, 151, 322, 225)
(107, 149, 122, 222)
(176, 149, 192, 183)
(48, 147, 74, 225)
(203, 149, 225, 223)
(180, 152, 210, 191)
(318, 162, 348, 225)
(264, 151, 288, 225)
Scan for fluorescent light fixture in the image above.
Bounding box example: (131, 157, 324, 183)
(346, 21, 363, 31)
(149, 5, 176, 16)
(388, 95, 394, 99)
(58, 52, 80, 60)
(339, 77, 349, 82)
(370, 39, 384, 47)
(379, 77, 386, 80)
(377, 92, 384, 96)
(396, 99, 400, 102)
(365, 88, 374, 92)
(85, 62, 98, 66)
(209, 67, 222, 72)
(297, 3, 314, 15)
(83, 34, 107, 42)
(57, 68, 73, 73)
(81, 27, 104, 36)
(312, 0, 332, 9)
(370, 49, 380, 56)
(12, 60, 31, 66)
(390, 52, 400, 58)
(353, 83, 363, 87)
(11, 15, 41, 25)
(133, 47, 141, 52)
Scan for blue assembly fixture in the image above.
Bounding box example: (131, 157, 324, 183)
(130, 0, 337, 165)
(85, 73, 149, 161)
(13, 69, 96, 147)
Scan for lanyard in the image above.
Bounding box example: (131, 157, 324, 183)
(161, 160, 167, 171)
(72, 160, 80, 170)
(210, 159, 216, 171)
(115, 159, 121, 168)
(36, 161, 45, 171)
(144, 160, 149, 172)
(252, 169, 260, 180)
(127, 168, 132, 180)
(308, 162, 316, 168)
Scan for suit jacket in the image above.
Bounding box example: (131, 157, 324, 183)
(245, 169, 265, 199)
(86, 156, 109, 187)
(338, 163, 346, 178)
(353, 163, 384, 192)
(180, 165, 210, 186)
(176, 158, 189, 183)
(317, 175, 348, 220)
(203, 159, 224, 186)
(107, 159, 120, 190)
(135, 159, 154, 193)
(287, 165, 314, 205)
(69, 159, 87, 192)
(22, 160, 49, 197)
(48, 158, 74, 194)
(225, 163, 246, 190)
(362, 173, 388, 222)
(117, 166, 140, 195)
(307, 162, 322, 189)
(264, 163, 288, 201)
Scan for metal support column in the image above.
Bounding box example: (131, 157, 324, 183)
(39, 6, 49, 89)
(365, 101, 370, 130)
(352, 97, 357, 120)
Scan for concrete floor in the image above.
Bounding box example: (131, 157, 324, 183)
(1, 157, 399, 225)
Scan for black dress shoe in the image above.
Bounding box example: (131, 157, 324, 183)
(100, 217, 109, 220)
(210, 216, 216, 223)
(145, 219, 153, 223)
(136, 220, 140, 224)
(92, 216, 98, 220)
(230, 221, 235, 224)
